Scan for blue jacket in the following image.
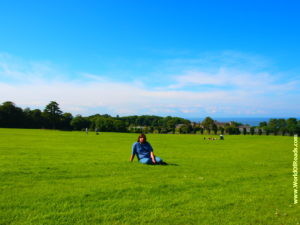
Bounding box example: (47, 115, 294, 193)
(132, 142, 153, 160)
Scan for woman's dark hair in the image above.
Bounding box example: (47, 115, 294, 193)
(137, 133, 147, 142)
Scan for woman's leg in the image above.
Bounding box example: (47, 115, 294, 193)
(139, 158, 153, 164)
(155, 156, 162, 163)
(139, 157, 167, 165)
(155, 156, 167, 165)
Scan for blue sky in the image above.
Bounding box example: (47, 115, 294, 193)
(0, 0, 299, 118)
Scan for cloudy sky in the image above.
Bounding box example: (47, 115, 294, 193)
(0, 1, 299, 118)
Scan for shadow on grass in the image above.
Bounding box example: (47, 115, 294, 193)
(149, 162, 179, 166)
(167, 163, 179, 166)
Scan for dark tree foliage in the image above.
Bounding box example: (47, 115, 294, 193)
(201, 117, 214, 130)
(257, 118, 300, 135)
(71, 115, 90, 130)
(23, 108, 44, 128)
(286, 118, 298, 135)
(43, 101, 63, 129)
(212, 123, 218, 135)
(250, 127, 255, 135)
(0, 101, 25, 128)
(60, 113, 73, 130)
(1, 101, 299, 135)
(225, 126, 240, 135)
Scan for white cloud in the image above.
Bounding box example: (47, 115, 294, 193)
(0, 52, 299, 117)
(0, 53, 63, 82)
(167, 68, 298, 94)
(1, 78, 296, 117)
(163, 50, 272, 72)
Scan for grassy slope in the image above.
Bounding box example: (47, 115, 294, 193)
(0, 129, 299, 225)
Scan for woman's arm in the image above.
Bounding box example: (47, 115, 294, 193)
(130, 143, 137, 162)
(150, 152, 156, 164)
(130, 154, 135, 162)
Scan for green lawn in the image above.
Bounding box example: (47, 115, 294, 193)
(0, 129, 299, 224)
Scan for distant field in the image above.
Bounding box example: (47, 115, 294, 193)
(0, 128, 299, 225)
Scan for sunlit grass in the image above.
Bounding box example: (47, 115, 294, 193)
(0, 129, 299, 224)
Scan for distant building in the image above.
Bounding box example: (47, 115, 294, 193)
(238, 125, 251, 133)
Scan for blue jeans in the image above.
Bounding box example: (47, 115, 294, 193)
(139, 156, 163, 165)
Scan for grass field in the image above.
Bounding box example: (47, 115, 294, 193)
(0, 128, 299, 225)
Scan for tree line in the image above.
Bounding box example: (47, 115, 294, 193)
(0, 101, 190, 133)
(0, 101, 299, 135)
(198, 116, 300, 136)
(258, 118, 300, 136)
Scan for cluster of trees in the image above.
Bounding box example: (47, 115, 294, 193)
(0, 101, 73, 130)
(66, 113, 191, 133)
(1, 101, 299, 135)
(259, 118, 300, 136)
(0, 101, 190, 133)
(195, 116, 300, 136)
(193, 117, 242, 135)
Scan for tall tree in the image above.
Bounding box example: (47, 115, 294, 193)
(43, 101, 62, 129)
(286, 118, 298, 135)
(268, 119, 279, 135)
(202, 117, 215, 132)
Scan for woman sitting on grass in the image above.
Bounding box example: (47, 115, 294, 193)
(130, 134, 167, 165)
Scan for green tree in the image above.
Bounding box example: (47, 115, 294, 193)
(268, 119, 279, 135)
(71, 115, 90, 130)
(149, 126, 154, 133)
(225, 126, 240, 135)
(286, 118, 298, 135)
(277, 119, 287, 135)
(212, 123, 218, 135)
(0, 101, 25, 128)
(250, 127, 255, 135)
(23, 108, 44, 128)
(60, 113, 73, 130)
(157, 126, 162, 133)
(179, 124, 190, 134)
(113, 120, 127, 132)
(43, 101, 63, 129)
(259, 121, 267, 127)
(202, 117, 214, 131)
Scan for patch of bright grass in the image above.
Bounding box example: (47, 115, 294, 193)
(0, 129, 299, 224)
